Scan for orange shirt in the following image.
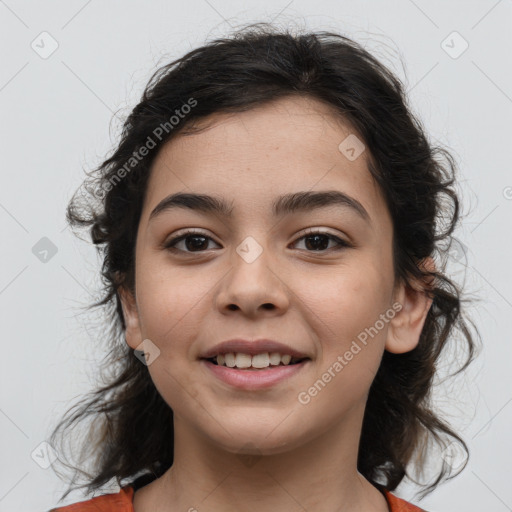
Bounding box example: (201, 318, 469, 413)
(49, 485, 427, 511)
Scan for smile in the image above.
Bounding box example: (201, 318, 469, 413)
(201, 357, 310, 390)
(205, 352, 308, 369)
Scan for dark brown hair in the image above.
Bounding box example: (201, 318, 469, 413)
(49, 22, 480, 504)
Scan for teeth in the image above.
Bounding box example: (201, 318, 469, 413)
(252, 353, 269, 368)
(269, 352, 281, 366)
(213, 352, 299, 369)
(281, 354, 292, 365)
(235, 353, 252, 368)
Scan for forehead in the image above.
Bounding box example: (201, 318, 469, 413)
(142, 95, 389, 227)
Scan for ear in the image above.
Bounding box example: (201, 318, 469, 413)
(385, 256, 436, 354)
(118, 285, 143, 351)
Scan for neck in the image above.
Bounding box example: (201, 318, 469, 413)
(135, 400, 389, 512)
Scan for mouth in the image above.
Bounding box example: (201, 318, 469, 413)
(200, 355, 311, 390)
(201, 354, 310, 370)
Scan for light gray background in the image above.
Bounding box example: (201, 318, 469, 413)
(1, 1, 511, 511)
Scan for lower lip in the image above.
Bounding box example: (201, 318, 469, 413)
(201, 359, 309, 390)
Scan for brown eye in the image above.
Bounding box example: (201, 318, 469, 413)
(164, 230, 220, 253)
(292, 231, 351, 252)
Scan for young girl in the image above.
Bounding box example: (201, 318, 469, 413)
(47, 22, 478, 512)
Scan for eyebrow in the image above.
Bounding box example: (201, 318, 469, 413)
(148, 190, 371, 224)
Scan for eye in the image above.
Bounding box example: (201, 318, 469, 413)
(164, 230, 221, 253)
(163, 228, 352, 254)
(291, 229, 352, 252)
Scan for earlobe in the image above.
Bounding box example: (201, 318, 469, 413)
(118, 285, 143, 351)
(385, 257, 436, 354)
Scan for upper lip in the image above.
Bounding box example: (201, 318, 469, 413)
(200, 339, 310, 359)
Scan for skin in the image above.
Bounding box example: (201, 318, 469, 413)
(119, 95, 434, 512)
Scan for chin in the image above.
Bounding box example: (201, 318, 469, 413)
(209, 425, 308, 457)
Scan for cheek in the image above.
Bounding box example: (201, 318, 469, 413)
(135, 260, 209, 341)
(300, 260, 391, 378)
(134, 262, 204, 408)
(304, 259, 390, 333)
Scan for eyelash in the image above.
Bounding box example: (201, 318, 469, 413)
(163, 228, 352, 254)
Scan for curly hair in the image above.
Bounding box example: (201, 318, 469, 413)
(48, 21, 480, 504)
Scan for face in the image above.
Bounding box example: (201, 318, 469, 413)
(120, 95, 432, 456)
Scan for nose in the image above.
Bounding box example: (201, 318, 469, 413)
(214, 243, 290, 318)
